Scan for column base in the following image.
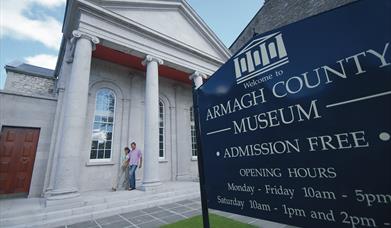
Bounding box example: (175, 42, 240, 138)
(45, 188, 82, 208)
(140, 181, 161, 191)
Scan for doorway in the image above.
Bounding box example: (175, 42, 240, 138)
(0, 127, 40, 196)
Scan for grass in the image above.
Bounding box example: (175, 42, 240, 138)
(161, 213, 257, 228)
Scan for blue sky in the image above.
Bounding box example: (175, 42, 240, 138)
(0, 0, 263, 88)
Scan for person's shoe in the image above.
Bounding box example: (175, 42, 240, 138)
(112, 187, 117, 191)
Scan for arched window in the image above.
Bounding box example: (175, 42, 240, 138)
(190, 106, 197, 158)
(159, 100, 165, 159)
(90, 88, 115, 160)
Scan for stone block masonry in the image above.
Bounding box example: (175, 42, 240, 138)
(4, 71, 55, 97)
(230, 0, 357, 53)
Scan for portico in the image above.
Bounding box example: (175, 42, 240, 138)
(41, 0, 230, 203)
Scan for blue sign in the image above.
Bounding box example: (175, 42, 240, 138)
(196, 0, 391, 227)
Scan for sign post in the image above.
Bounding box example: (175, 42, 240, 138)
(192, 78, 210, 228)
(196, 0, 391, 227)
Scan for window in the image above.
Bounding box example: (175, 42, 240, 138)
(90, 88, 115, 160)
(159, 100, 165, 159)
(190, 106, 197, 158)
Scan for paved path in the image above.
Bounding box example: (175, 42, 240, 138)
(62, 198, 296, 228)
(0, 182, 200, 227)
(62, 198, 201, 228)
(1, 181, 295, 228)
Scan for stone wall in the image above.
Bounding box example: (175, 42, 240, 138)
(230, 0, 357, 53)
(4, 71, 55, 97)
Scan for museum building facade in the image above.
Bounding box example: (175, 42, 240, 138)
(0, 0, 230, 201)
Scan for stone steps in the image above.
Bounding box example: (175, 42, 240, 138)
(0, 184, 200, 228)
(0, 184, 198, 217)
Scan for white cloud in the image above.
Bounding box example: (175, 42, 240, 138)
(0, 0, 65, 50)
(32, 0, 66, 8)
(25, 54, 58, 69)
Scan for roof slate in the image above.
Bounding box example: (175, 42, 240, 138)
(5, 62, 55, 78)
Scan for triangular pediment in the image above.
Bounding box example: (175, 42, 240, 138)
(97, 0, 230, 62)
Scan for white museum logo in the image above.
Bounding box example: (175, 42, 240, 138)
(233, 32, 289, 84)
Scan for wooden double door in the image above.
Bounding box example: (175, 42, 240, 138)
(0, 127, 40, 195)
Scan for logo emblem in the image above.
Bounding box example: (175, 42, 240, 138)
(233, 32, 289, 84)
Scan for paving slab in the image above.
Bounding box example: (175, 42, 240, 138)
(138, 219, 167, 228)
(175, 199, 194, 205)
(150, 210, 176, 218)
(100, 219, 132, 228)
(181, 209, 202, 218)
(168, 205, 193, 213)
(142, 206, 162, 214)
(160, 214, 186, 224)
(160, 202, 181, 209)
(128, 214, 155, 225)
(120, 210, 147, 219)
(96, 215, 125, 225)
(68, 220, 99, 228)
(183, 202, 201, 209)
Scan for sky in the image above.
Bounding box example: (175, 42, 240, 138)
(0, 0, 263, 89)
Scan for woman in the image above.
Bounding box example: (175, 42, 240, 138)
(112, 147, 130, 191)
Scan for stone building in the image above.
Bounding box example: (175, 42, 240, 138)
(230, 0, 357, 53)
(0, 0, 230, 204)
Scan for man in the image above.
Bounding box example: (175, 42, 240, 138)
(127, 142, 142, 190)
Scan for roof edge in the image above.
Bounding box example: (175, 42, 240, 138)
(229, 1, 266, 50)
(5, 65, 55, 79)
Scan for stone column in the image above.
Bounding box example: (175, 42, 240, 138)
(47, 30, 99, 202)
(189, 71, 207, 89)
(141, 55, 163, 190)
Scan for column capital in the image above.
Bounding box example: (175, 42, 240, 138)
(142, 55, 163, 66)
(189, 71, 207, 89)
(72, 30, 100, 47)
(189, 71, 207, 81)
(67, 30, 100, 63)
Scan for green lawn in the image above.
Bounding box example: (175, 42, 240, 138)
(161, 213, 257, 228)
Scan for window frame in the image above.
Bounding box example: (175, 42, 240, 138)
(89, 88, 116, 162)
(159, 99, 165, 160)
(190, 106, 197, 160)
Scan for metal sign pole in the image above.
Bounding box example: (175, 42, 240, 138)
(192, 82, 210, 228)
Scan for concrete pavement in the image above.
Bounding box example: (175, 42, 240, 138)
(1, 181, 296, 228)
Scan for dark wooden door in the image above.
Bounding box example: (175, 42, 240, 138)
(0, 127, 40, 195)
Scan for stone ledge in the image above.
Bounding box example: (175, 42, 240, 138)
(85, 161, 115, 166)
(0, 90, 57, 101)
